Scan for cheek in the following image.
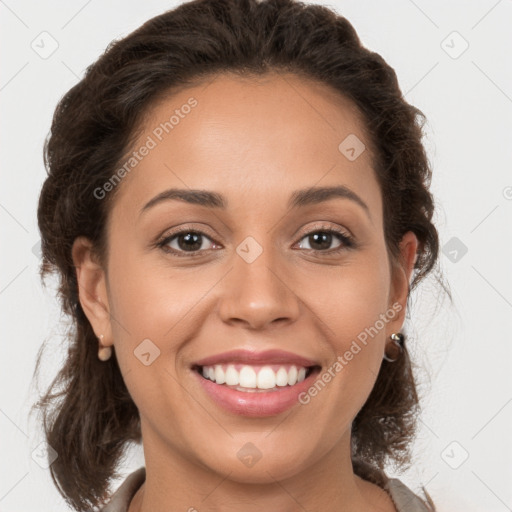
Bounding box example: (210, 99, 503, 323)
(103, 244, 183, 385)
(105, 252, 194, 427)
(308, 254, 390, 340)
(107, 245, 193, 337)
(306, 250, 391, 389)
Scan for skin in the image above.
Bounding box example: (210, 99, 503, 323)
(72, 71, 418, 512)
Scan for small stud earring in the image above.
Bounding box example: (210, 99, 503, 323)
(98, 334, 112, 361)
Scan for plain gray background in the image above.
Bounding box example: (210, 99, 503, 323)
(1, 1, 511, 510)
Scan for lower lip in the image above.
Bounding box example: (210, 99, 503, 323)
(193, 367, 320, 417)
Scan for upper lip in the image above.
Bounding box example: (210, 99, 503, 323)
(192, 349, 320, 368)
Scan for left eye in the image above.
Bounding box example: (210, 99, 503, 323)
(297, 230, 350, 252)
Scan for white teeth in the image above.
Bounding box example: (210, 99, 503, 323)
(239, 366, 257, 388)
(287, 366, 298, 386)
(201, 364, 311, 389)
(225, 365, 239, 385)
(214, 365, 225, 384)
(257, 366, 276, 389)
(276, 367, 289, 386)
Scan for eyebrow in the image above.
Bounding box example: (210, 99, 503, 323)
(139, 185, 371, 220)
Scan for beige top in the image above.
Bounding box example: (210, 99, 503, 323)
(100, 463, 435, 512)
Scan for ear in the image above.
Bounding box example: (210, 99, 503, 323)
(387, 231, 419, 332)
(71, 236, 113, 348)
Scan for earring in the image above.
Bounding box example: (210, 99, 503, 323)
(98, 334, 112, 361)
(383, 332, 404, 362)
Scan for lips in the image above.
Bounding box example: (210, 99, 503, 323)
(192, 348, 320, 368)
(191, 349, 322, 417)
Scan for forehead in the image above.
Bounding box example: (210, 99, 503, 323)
(110, 71, 380, 221)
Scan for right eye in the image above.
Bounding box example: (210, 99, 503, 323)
(157, 229, 221, 257)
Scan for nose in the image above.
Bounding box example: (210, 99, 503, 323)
(217, 246, 301, 331)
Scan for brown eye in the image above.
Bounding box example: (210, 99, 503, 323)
(296, 228, 354, 253)
(158, 230, 217, 257)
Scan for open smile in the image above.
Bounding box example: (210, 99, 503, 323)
(191, 354, 322, 417)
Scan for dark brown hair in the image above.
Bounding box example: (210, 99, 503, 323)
(31, 0, 449, 509)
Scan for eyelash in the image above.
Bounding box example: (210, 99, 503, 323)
(155, 224, 356, 258)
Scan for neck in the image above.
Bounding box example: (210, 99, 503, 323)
(128, 428, 396, 512)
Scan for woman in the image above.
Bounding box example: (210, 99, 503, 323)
(32, 0, 449, 510)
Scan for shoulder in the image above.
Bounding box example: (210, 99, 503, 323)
(97, 467, 146, 512)
(384, 478, 436, 512)
(353, 458, 436, 512)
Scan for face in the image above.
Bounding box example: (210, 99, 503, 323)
(74, 72, 417, 483)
